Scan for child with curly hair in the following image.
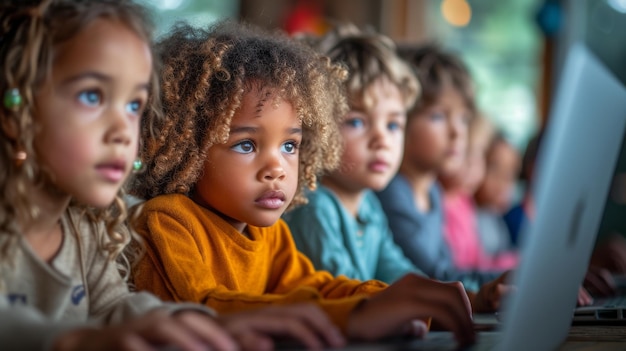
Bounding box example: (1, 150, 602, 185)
(130, 21, 476, 347)
(0, 1, 361, 350)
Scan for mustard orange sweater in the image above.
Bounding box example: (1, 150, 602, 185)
(133, 194, 387, 330)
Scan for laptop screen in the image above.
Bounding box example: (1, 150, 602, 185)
(496, 1, 626, 350)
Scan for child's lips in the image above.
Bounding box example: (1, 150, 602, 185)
(96, 161, 127, 182)
(369, 160, 389, 172)
(255, 190, 286, 209)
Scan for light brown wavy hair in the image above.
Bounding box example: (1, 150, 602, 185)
(129, 21, 347, 209)
(400, 43, 476, 119)
(315, 24, 419, 113)
(0, 0, 158, 275)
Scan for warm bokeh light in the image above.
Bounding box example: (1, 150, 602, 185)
(441, 0, 472, 27)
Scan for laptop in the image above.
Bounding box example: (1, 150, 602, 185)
(496, 42, 626, 351)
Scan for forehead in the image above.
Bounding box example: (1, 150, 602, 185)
(235, 88, 291, 117)
(353, 77, 404, 111)
(434, 85, 467, 106)
(493, 141, 519, 158)
(51, 18, 152, 79)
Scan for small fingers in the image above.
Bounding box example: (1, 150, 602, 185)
(236, 331, 274, 351)
(445, 281, 472, 317)
(276, 304, 345, 348)
(116, 334, 155, 351)
(176, 312, 239, 351)
(405, 279, 475, 346)
(153, 322, 207, 351)
(491, 283, 514, 310)
(418, 300, 475, 347)
(407, 320, 429, 338)
(591, 268, 617, 297)
(231, 315, 325, 350)
(425, 282, 476, 346)
(577, 287, 594, 306)
(221, 305, 345, 350)
(347, 274, 475, 346)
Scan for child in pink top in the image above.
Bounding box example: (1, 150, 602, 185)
(440, 115, 517, 271)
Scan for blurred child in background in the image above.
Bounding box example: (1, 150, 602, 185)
(376, 44, 510, 298)
(474, 131, 521, 257)
(438, 112, 518, 271)
(503, 130, 542, 248)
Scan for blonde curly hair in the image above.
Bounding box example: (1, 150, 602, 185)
(0, 0, 157, 275)
(314, 24, 419, 112)
(129, 21, 347, 208)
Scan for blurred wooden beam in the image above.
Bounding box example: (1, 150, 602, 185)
(380, 0, 427, 44)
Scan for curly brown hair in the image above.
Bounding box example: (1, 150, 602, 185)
(129, 21, 347, 208)
(0, 0, 157, 268)
(400, 43, 475, 119)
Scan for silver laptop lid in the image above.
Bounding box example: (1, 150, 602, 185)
(496, 25, 626, 351)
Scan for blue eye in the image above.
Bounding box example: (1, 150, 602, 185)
(232, 140, 255, 154)
(429, 112, 445, 121)
(126, 100, 143, 115)
(282, 141, 298, 154)
(345, 118, 365, 129)
(388, 121, 403, 131)
(78, 90, 101, 106)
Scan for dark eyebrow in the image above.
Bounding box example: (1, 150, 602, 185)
(61, 72, 150, 92)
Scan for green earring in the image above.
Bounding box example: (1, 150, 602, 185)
(132, 159, 143, 172)
(4, 89, 22, 110)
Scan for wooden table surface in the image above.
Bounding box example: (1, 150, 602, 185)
(559, 325, 626, 350)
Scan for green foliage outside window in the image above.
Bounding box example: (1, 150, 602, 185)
(427, 0, 542, 150)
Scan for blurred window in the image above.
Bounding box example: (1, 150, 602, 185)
(138, 0, 239, 38)
(426, 0, 542, 150)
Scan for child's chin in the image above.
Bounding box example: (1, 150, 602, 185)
(251, 216, 282, 228)
(76, 193, 118, 209)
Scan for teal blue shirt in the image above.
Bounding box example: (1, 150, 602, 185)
(283, 186, 424, 283)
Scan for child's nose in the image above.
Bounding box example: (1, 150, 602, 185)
(448, 116, 464, 140)
(259, 153, 286, 181)
(105, 108, 132, 145)
(370, 124, 390, 149)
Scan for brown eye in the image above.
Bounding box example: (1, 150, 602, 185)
(232, 140, 255, 154)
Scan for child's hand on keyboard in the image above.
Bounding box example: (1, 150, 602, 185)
(583, 266, 617, 298)
(577, 287, 594, 306)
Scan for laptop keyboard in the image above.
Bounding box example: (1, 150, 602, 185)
(592, 295, 626, 308)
